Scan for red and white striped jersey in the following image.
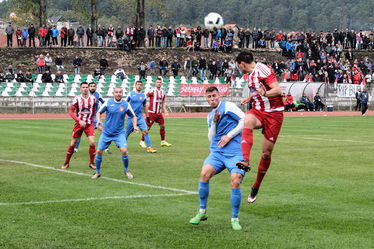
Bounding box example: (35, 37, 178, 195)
(147, 88, 165, 114)
(71, 95, 97, 124)
(244, 62, 284, 112)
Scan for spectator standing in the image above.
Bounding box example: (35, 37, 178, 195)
(138, 61, 147, 80)
(203, 28, 209, 48)
(107, 24, 114, 47)
(36, 54, 46, 73)
(359, 87, 369, 116)
(5, 22, 14, 47)
(46, 25, 52, 47)
(115, 26, 124, 41)
(77, 24, 85, 47)
(52, 25, 59, 46)
(15, 27, 22, 47)
(39, 24, 47, 47)
(147, 25, 155, 47)
(86, 25, 94, 46)
(167, 26, 173, 47)
(171, 59, 181, 77)
(139, 26, 146, 47)
(28, 24, 36, 47)
(252, 27, 258, 48)
(184, 57, 192, 79)
(155, 25, 162, 47)
(68, 25, 75, 47)
(73, 55, 82, 75)
(102, 26, 108, 47)
(199, 57, 207, 81)
(44, 53, 53, 73)
(96, 25, 104, 47)
(60, 24, 68, 47)
(125, 25, 134, 41)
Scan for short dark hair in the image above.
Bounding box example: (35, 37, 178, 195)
(136, 80, 142, 84)
(156, 77, 162, 82)
(80, 82, 88, 87)
(88, 82, 96, 86)
(205, 86, 219, 93)
(236, 51, 254, 64)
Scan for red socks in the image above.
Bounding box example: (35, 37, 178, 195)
(160, 127, 165, 141)
(89, 145, 96, 164)
(241, 128, 253, 162)
(65, 145, 75, 164)
(253, 157, 271, 189)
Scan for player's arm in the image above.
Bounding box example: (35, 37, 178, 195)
(258, 70, 281, 98)
(218, 103, 244, 148)
(127, 104, 138, 133)
(143, 103, 150, 123)
(208, 110, 219, 142)
(96, 100, 108, 126)
(69, 100, 86, 127)
(162, 101, 168, 115)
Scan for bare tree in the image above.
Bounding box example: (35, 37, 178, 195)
(39, 0, 47, 27)
(135, 0, 144, 27)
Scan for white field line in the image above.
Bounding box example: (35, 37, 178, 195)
(0, 159, 197, 195)
(278, 135, 374, 144)
(0, 193, 192, 206)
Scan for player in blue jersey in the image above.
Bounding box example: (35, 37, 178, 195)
(189, 86, 246, 231)
(74, 82, 112, 154)
(125, 80, 157, 153)
(91, 87, 138, 180)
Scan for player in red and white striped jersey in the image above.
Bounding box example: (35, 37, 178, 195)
(235, 52, 284, 204)
(62, 82, 97, 170)
(140, 77, 172, 147)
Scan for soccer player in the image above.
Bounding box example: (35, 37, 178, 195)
(126, 80, 157, 153)
(74, 82, 112, 154)
(92, 87, 138, 180)
(139, 77, 172, 148)
(189, 86, 245, 231)
(62, 82, 97, 170)
(235, 51, 284, 204)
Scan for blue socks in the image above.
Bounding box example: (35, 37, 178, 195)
(144, 133, 151, 147)
(95, 154, 102, 174)
(75, 137, 81, 150)
(231, 188, 242, 219)
(198, 181, 209, 210)
(122, 154, 129, 172)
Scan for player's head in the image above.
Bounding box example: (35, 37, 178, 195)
(155, 78, 162, 89)
(205, 86, 220, 109)
(135, 80, 143, 92)
(113, 87, 123, 101)
(236, 51, 255, 74)
(80, 82, 89, 96)
(88, 82, 97, 94)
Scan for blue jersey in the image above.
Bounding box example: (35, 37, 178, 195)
(93, 91, 105, 114)
(126, 91, 146, 117)
(207, 101, 244, 156)
(99, 98, 135, 136)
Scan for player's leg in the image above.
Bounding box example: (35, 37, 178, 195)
(114, 133, 133, 179)
(62, 136, 80, 169)
(138, 117, 156, 153)
(250, 112, 283, 203)
(140, 114, 154, 147)
(125, 117, 134, 140)
(158, 114, 172, 147)
(74, 137, 81, 152)
(92, 134, 111, 179)
(190, 154, 224, 225)
(87, 135, 96, 169)
(226, 155, 246, 230)
(236, 112, 262, 171)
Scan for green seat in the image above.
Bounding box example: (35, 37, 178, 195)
(186, 79, 192, 84)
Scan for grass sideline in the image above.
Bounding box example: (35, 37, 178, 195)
(0, 117, 373, 249)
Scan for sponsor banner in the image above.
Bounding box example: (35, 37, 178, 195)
(179, 84, 230, 96)
(337, 84, 362, 97)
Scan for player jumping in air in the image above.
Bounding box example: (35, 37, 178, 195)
(62, 82, 97, 170)
(139, 77, 172, 148)
(92, 87, 138, 180)
(190, 86, 245, 231)
(126, 80, 157, 153)
(235, 51, 284, 203)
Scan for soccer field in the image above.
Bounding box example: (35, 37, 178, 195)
(0, 116, 373, 249)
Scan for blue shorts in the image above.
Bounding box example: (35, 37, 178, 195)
(203, 152, 246, 176)
(98, 133, 127, 150)
(126, 116, 147, 134)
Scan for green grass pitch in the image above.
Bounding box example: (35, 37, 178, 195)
(0, 116, 373, 249)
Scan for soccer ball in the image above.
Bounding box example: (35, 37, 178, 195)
(204, 12, 224, 30)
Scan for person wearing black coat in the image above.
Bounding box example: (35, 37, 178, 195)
(28, 24, 36, 47)
(86, 26, 94, 46)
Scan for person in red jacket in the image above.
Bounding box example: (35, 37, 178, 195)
(16, 28, 22, 47)
(284, 93, 296, 111)
(39, 24, 48, 47)
(60, 24, 67, 47)
(352, 70, 362, 84)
